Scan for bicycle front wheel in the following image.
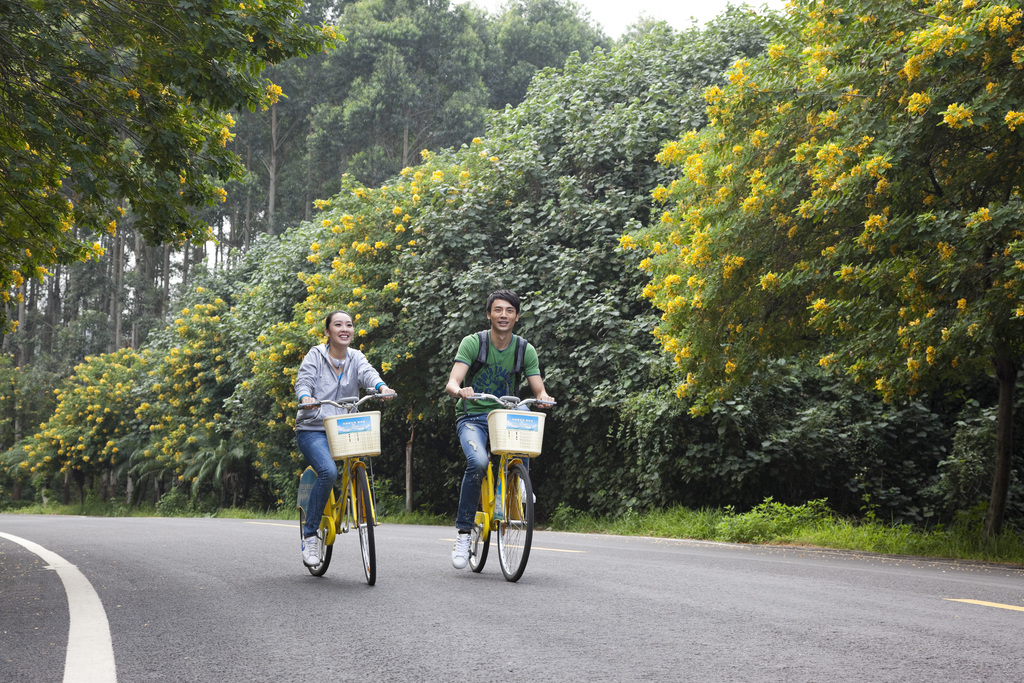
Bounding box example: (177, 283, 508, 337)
(469, 520, 489, 573)
(497, 461, 533, 582)
(353, 464, 376, 586)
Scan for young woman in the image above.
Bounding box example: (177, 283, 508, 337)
(294, 310, 394, 566)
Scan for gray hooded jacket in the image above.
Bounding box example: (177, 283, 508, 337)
(294, 344, 386, 431)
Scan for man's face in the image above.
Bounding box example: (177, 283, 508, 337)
(486, 299, 520, 333)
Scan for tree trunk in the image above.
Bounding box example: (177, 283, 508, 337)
(109, 228, 123, 352)
(406, 424, 415, 513)
(41, 264, 61, 354)
(162, 243, 171, 318)
(125, 474, 134, 506)
(305, 120, 314, 222)
(984, 350, 1018, 538)
(16, 282, 27, 366)
(181, 239, 191, 286)
(244, 145, 253, 242)
(267, 103, 278, 236)
(402, 122, 410, 169)
(1, 299, 9, 355)
(73, 470, 86, 503)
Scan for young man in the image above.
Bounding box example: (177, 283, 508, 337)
(444, 289, 554, 569)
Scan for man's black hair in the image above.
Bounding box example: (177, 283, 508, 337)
(486, 289, 520, 314)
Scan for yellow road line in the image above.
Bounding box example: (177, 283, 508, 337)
(945, 598, 1024, 613)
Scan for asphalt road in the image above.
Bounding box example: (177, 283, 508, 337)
(2, 514, 1023, 682)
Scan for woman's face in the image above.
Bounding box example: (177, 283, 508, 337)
(326, 312, 354, 350)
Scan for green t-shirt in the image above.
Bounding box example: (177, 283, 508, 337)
(454, 332, 540, 414)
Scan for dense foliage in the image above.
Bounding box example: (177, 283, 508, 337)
(4, 3, 1024, 537)
(629, 0, 1024, 534)
(0, 0, 337, 334)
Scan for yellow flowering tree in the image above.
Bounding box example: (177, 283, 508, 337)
(132, 288, 243, 503)
(243, 167, 449, 498)
(630, 0, 1024, 535)
(15, 349, 146, 503)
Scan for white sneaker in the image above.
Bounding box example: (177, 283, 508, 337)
(302, 534, 320, 567)
(452, 533, 471, 569)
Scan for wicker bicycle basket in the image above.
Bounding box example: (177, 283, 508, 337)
(487, 410, 546, 457)
(323, 411, 381, 459)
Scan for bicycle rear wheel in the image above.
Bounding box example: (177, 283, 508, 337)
(353, 464, 376, 586)
(497, 461, 533, 582)
(299, 509, 332, 576)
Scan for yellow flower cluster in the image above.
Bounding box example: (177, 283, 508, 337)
(1006, 111, 1024, 131)
(942, 103, 973, 128)
(907, 92, 931, 116)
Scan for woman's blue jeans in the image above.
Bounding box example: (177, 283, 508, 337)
(296, 429, 337, 538)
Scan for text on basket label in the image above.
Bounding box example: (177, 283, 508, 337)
(505, 414, 540, 432)
(336, 416, 373, 435)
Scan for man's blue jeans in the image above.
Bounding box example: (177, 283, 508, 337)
(296, 429, 337, 538)
(455, 413, 491, 531)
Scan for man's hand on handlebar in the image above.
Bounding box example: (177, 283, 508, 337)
(534, 392, 555, 409)
(454, 386, 477, 400)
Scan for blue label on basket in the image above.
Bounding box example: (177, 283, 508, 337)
(336, 416, 372, 434)
(505, 414, 540, 432)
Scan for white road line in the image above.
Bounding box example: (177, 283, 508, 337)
(0, 532, 117, 682)
(441, 537, 586, 553)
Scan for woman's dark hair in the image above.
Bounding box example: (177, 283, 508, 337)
(324, 310, 350, 330)
(486, 289, 520, 314)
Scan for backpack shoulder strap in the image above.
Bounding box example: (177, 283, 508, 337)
(509, 335, 528, 395)
(513, 335, 527, 374)
(465, 330, 489, 386)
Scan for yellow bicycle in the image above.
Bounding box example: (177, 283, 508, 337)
(297, 391, 391, 584)
(466, 393, 554, 582)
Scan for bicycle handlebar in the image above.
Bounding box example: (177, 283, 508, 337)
(298, 389, 397, 411)
(467, 393, 556, 409)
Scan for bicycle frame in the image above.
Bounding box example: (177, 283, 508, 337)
(297, 390, 392, 582)
(462, 392, 553, 580)
(318, 458, 376, 546)
(474, 452, 526, 538)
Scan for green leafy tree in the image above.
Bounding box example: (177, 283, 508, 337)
(273, 11, 770, 514)
(630, 0, 1024, 535)
(0, 0, 338, 334)
(309, 0, 490, 187)
(483, 0, 611, 108)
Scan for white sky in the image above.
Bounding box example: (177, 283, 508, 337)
(460, 0, 787, 39)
